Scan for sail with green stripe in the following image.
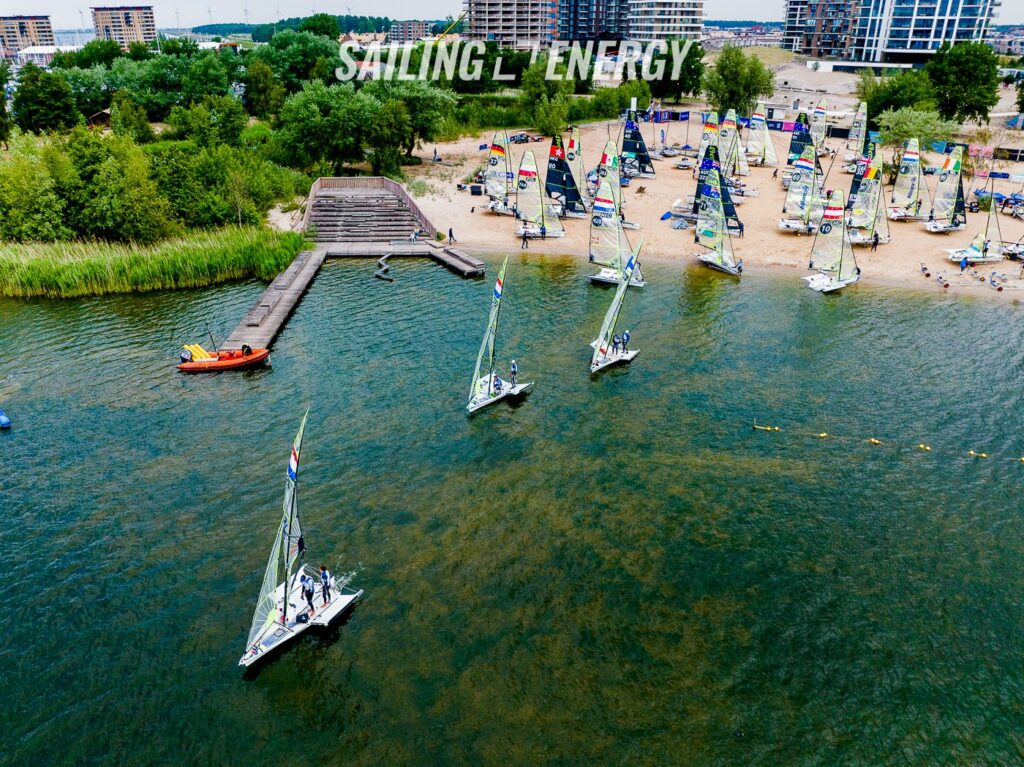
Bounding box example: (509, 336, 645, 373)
(695, 168, 736, 270)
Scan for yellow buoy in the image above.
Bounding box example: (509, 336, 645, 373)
(868, 438, 881, 445)
(817, 432, 828, 439)
(980, 453, 988, 459)
(968, 450, 976, 457)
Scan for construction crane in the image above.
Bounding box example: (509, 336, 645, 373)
(437, 12, 467, 41)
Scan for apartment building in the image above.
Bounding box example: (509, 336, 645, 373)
(0, 15, 55, 59)
(802, 0, 859, 58)
(627, 0, 704, 43)
(852, 0, 1000, 62)
(783, 0, 809, 50)
(388, 20, 430, 43)
(91, 6, 157, 47)
(464, 0, 558, 48)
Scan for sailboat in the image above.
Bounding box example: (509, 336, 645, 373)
(467, 255, 534, 413)
(745, 102, 778, 167)
(888, 139, 932, 221)
(591, 141, 639, 230)
(787, 112, 812, 163)
(779, 146, 824, 234)
(847, 147, 891, 246)
(589, 178, 645, 287)
(809, 99, 828, 152)
(695, 112, 719, 170)
(566, 126, 589, 209)
(484, 131, 514, 216)
(676, 144, 743, 234)
(719, 109, 750, 178)
(239, 410, 363, 669)
(844, 102, 867, 162)
(805, 190, 860, 293)
(620, 110, 656, 179)
(590, 248, 641, 373)
(925, 146, 967, 233)
(545, 134, 587, 218)
(515, 150, 564, 239)
(694, 166, 742, 276)
(947, 178, 1003, 264)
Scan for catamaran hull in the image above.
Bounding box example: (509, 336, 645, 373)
(240, 576, 363, 669)
(925, 221, 966, 234)
(590, 349, 639, 374)
(696, 253, 741, 276)
(589, 268, 646, 288)
(804, 273, 860, 293)
(466, 381, 535, 414)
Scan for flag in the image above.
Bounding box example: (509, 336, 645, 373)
(287, 447, 298, 481)
(493, 274, 503, 300)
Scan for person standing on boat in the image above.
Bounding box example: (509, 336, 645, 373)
(301, 574, 316, 616)
(622, 330, 631, 352)
(319, 565, 331, 606)
(612, 334, 621, 354)
(510, 360, 518, 387)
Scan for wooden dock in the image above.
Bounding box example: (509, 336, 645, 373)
(325, 241, 485, 278)
(223, 249, 326, 350)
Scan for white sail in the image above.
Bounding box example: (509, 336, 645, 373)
(469, 255, 508, 403)
(695, 167, 736, 269)
(890, 138, 928, 214)
(516, 151, 563, 235)
(849, 152, 883, 233)
(783, 146, 822, 224)
(246, 409, 309, 650)
(811, 191, 855, 279)
(484, 131, 511, 202)
(746, 102, 778, 166)
(931, 146, 964, 226)
(719, 109, 737, 171)
(847, 102, 867, 155)
(696, 112, 719, 168)
(591, 250, 637, 368)
(809, 98, 827, 149)
(590, 179, 626, 268)
(595, 140, 621, 208)
(567, 126, 588, 207)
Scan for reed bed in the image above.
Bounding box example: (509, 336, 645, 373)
(0, 228, 307, 298)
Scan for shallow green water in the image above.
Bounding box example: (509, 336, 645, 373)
(2, 256, 1024, 766)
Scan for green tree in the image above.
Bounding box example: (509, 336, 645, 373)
(242, 58, 285, 118)
(647, 40, 705, 102)
(160, 37, 199, 57)
(110, 90, 155, 143)
(275, 81, 374, 170)
(876, 107, 959, 170)
(362, 80, 455, 156)
(702, 45, 773, 117)
(181, 52, 230, 104)
(51, 39, 123, 69)
(299, 13, 340, 40)
(13, 64, 81, 133)
(856, 68, 936, 131)
(520, 57, 575, 109)
(1017, 80, 1024, 113)
(0, 61, 12, 149)
(249, 30, 342, 92)
(925, 42, 999, 124)
(533, 93, 571, 136)
(126, 41, 153, 61)
(0, 133, 71, 241)
(168, 95, 246, 147)
(366, 98, 411, 177)
(55, 65, 111, 118)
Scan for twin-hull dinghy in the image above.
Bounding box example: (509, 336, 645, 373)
(590, 251, 640, 373)
(805, 190, 860, 293)
(589, 178, 645, 287)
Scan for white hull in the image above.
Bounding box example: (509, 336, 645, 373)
(621, 220, 640, 231)
(675, 158, 696, 170)
(804, 272, 860, 293)
(925, 221, 967, 234)
(888, 208, 928, 222)
(487, 200, 515, 216)
(516, 224, 565, 239)
(466, 380, 534, 413)
(240, 566, 362, 668)
(696, 253, 742, 276)
(848, 231, 890, 246)
(778, 218, 816, 235)
(590, 348, 639, 373)
(947, 250, 1003, 265)
(589, 267, 646, 288)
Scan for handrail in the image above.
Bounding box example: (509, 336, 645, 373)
(301, 177, 437, 238)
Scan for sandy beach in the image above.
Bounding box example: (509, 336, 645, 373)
(404, 67, 1024, 296)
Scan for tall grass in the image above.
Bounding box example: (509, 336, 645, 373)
(0, 227, 307, 298)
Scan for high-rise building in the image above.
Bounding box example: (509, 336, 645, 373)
(782, 0, 810, 50)
(91, 6, 157, 47)
(557, 0, 631, 41)
(852, 0, 1000, 62)
(801, 0, 859, 58)
(627, 0, 704, 43)
(0, 15, 55, 58)
(464, 0, 558, 48)
(388, 20, 430, 43)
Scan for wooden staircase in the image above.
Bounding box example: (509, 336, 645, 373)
(307, 188, 425, 243)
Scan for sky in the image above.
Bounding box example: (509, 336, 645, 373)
(37, 0, 1023, 31)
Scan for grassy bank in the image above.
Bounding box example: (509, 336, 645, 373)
(0, 228, 307, 298)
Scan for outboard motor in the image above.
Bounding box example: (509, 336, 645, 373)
(179, 348, 193, 364)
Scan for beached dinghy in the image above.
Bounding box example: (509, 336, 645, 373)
(239, 410, 363, 669)
(545, 134, 588, 218)
(948, 191, 1004, 264)
(805, 190, 860, 293)
(844, 102, 868, 162)
(925, 147, 967, 234)
(590, 141, 639, 230)
(847, 148, 891, 246)
(515, 150, 564, 239)
(590, 252, 640, 374)
(620, 110, 656, 179)
(484, 132, 515, 216)
(589, 179, 645, 287)
(745, 102, 778, 168)
(467, 255, 534, 414)
(888, 139, 932, 222)
(694, 166, 742, 277)
(779, 147, 824, 235)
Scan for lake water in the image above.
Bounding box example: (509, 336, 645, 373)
(2, 256, 1024, 765)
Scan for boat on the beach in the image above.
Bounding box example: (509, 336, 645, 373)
(239, 410, 363, 669)
(888, 139, 932, 222)
(467, 255, 534, 414)
(695, 112, 719, 170)
(745, 102, 778, 168)
(947, 186, 1004, 265)
(515, 150, 564, 239)
(847, 147, 891, 246)
(844, 102, 868, 162)
(590, 141, 639, 230)
(677, 145, 743, 236)
(719, 109, 750, 178)
(693, 165, 742, 277)
(809, 99, 828, 153)
(779, 146, 824, 235)
(590, 251, 640, 373)
(620, 109, 656, 179)
(545, 134, 588, 218)
(589, 179, 646, 287)
(177, 344, 270, 372)
(805, 190, 861, 293)
(484, 131, 515, 216)
(925, 147, 967, 234)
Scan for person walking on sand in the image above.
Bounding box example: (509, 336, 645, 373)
(448, 227, 456, 244)
(319, 564, 331, 606)
(772, 168, 778, 180)
(960, 255, 969, 273)
(871, 231, 879, 252)
(521, 231, 529, 249)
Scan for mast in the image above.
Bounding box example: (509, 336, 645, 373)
(470, 255, 508, 401)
